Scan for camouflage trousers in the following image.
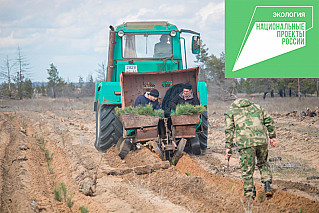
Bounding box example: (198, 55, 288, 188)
(239, 144, 272, 198)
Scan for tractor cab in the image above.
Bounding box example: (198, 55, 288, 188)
(111, 21, 200, 82)
(94, 22, 201, 107)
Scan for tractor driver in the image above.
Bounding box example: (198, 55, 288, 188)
(134, 89, 161, 110)
(153, 35, 172, 57)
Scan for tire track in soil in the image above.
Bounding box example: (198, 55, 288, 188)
(174, 154, 319, 212)
(3, 107, 319, 213)
(14, 110, 189, 212)
(0, 113, 70, 213)
(102, 147, 319, 212)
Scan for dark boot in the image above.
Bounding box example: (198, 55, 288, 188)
(264, 182, 273, 197)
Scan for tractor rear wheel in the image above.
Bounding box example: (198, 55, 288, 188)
(190, 134, 201, 155)
(199, 111, 208, 152)
(95, 104, 123, 152)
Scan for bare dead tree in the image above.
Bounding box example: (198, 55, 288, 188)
(5, 56, 15, 97)
(0, 56, 16, 98)
(16, 46, 30, 100)
(96, 62, 107, 81)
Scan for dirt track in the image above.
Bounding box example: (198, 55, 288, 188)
(0, 97, 319, 212)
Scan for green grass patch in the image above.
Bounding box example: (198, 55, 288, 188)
(66, 196, 74, 208)
(45, 150, 54, 166)
(37, 137, 48, 151)
(49, 167, 54, 174)
(79, 205, 89, 213)
(229, 183, 234, 190)
(258, 194, 264, 203)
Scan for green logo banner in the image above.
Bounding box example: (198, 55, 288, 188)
(225, 0, 319, 78)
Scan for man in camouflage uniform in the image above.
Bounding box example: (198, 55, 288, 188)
(224, 98, 277, 199)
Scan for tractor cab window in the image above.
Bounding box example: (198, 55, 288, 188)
(122, 34, 172, 58)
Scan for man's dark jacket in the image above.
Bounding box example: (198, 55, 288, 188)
(134, 92, 161, 110)
(169, 92, 200, 110)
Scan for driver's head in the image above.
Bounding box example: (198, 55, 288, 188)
(183, 83, 192, 97)
(160, 34, 169, 43)
(149, 89, 159, 101)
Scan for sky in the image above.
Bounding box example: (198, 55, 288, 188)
(0, 0, 224, 83)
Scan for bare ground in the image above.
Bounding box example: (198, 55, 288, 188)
(0, 96, 319, 212)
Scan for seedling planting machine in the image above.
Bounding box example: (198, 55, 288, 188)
(94, 22, 208, 162)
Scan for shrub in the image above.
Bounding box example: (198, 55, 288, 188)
(67, 196, 74, 208)
(54, 183, 63, 202)
(115, 105, 164, 117)
(45, 150, 54, 166)
(172, 103, 206, 115)
(54, 182, 74, 208)
(53, 182, 67, 202)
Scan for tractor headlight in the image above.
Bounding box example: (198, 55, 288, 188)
(170, 30, 177, 37)
(118, 30, 124, 37)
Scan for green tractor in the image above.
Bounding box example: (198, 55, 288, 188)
(94, 21, 208, 159)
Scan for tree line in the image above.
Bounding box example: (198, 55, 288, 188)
(195, 41, 319, 100)
(0, 48, 97, 99)
(1, 44, 318, 100)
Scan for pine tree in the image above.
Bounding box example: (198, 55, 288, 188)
(47, 63, 65, 98)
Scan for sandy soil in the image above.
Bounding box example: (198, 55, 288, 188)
(0, 97, 319, 212)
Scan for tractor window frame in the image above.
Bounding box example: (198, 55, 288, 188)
(121, 33, 173, 59)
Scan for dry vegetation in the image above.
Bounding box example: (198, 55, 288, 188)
(0, 95, 319, 212)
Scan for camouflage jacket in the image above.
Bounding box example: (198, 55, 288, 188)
(225, 99, 276, 149)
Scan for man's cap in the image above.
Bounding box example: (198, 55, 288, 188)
(183, 83, 192, 90)
(150, 89, 159, 97)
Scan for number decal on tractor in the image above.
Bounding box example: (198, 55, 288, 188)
(125, 65, 137, 72)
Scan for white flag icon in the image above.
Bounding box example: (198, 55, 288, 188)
(233, 22, 306, 71)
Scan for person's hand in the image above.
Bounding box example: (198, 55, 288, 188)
(225, 148, 232, 159)
(270, 138, 277, 147)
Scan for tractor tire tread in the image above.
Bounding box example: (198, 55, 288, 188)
(95, 105, 123, 152)
(199, 111, 208, 151)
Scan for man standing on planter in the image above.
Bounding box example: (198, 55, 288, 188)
(224, 98, 277, 200)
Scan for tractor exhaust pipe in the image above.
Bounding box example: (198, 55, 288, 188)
(106, 25, 115, 82)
